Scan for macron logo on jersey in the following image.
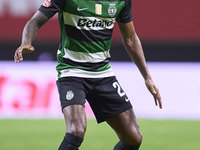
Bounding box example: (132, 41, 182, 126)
(43, 0, 51, 7)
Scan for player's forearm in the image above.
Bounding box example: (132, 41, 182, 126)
(21, 11, 49, 46)
(123, 34, 152, 81)
(21, 19, 39, 45)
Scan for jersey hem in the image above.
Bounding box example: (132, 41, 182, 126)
(57, 68, 115, 79)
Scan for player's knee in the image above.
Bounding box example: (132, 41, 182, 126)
(68, 123, 87, 138)
(130, 125, 143, 145)
(133, 132, 143, 145)
(69, 126, 86, 138)
(123, 131, 143, 146)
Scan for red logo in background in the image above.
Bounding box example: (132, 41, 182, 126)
(43, 0, 51, 7)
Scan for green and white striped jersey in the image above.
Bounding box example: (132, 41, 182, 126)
(39, 0, 133, 79)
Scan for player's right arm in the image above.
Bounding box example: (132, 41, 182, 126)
(14, 11, 49, 63)
(14, 0, 66, 63)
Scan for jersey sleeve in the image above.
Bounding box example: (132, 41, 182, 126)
(38, 0, 67, 18)
(116, 0, 133, 23)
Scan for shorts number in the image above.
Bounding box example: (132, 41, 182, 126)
(112, 82, 125, 97)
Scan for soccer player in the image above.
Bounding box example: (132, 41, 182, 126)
(14, 0, 162, 150)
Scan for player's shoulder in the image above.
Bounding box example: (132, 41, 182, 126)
(42, 0, 67, 10)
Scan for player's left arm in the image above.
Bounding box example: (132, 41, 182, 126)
(118, 21, 162, 109)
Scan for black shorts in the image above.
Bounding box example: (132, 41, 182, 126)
(56, 76, 133, 123)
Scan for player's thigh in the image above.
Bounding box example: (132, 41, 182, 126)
(88, 76, 132, 123)
(56, 77, 87, 138)
(56, 77, 86, 108)
(63, 105, 87, 138)
(106, 108, 142, 145)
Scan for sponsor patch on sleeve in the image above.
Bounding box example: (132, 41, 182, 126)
(43, 0, 51, 7)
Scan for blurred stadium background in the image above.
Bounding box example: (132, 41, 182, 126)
(0, 0, 200, 149)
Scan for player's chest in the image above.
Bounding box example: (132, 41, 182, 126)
(65, 0, 125, 18)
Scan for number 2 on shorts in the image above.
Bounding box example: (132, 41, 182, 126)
(112, 82, 125, 97)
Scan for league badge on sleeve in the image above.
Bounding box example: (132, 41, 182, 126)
(43, 0, 51, 7)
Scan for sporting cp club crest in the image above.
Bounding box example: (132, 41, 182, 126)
(108, 4, 117, 17)
(66, 91, 74, 100)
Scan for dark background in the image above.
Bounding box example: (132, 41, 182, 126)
(0, 0, 200, 62)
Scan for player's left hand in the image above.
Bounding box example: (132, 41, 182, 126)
(14, 44, 34, 63)
(145, 78, 162, 109)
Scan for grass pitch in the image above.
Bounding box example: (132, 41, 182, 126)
(0, 119, 200, 150)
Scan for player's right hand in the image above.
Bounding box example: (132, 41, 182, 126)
(14, 44, 34, 63)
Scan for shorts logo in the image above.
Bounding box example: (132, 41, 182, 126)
(66, 91, 74, 100)
(43, 0, 51, 7)
(108, 4, 117, 17)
